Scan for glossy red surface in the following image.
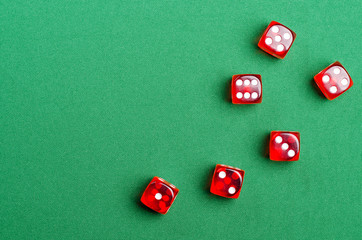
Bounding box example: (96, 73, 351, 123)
(231, 74, 262, 104)
(210, 164, 245, 199)
(140, 176, 179, 214)
(269, 131, 300, 161)
(258, 21, 296, 59)
(314, 61, 353, 100)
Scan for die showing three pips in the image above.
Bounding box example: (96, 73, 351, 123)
(140, 20, 354, 214)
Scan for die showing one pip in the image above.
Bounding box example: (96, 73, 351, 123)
(231, 74, 262, 104)
(314, 61, 353, 100)
(269, 131, 300, 161)
(258, 21, 296, 59)
(140, 176, 179, 214)
(210, 164, 245, 199)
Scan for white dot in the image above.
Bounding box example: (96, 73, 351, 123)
(236, 80, 243, 86)
(244, 80, 250, 86)
(333, 68, 341, 74)
(275, 136, 282, 144)
(329, 86, 337, 93)
(275, 35, 281, 42)
(322, 75, 330, 83)
(218, 171, 226, 179)
(265, 37, 272, 45)
(251, 92, 258, 99)
(236, 92, 243, 99)
(283, 33, 291, 40)
(281, 143, 289, 150)
(251, 80, 258, 85)
(341, 78, 348, 86)
(271, 26, 279, 33)
(155, 193, 162, 200)
(244, 92, 250, 99)
(228, 187, 236, 194)
(288, 150, 295, 157)
(276, 44, 284, 52)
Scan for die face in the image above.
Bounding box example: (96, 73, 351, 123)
(258, 21, 296, 59)
(231, 74, 262, 104)
(210, 164, 245, 199)
(140, 177, 178, 214)
(314, 61, 353, 100)
(269, 131, 300, 161)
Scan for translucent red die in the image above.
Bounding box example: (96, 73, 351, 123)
(231, 74, 262, 104)
(210, 164, 245, 199)
(140, 176, 179, 214)
(258, 21, 296, 59)
(314, 61, 353, 100)
(269, 131, 300, 161)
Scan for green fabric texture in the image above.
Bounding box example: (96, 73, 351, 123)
(0, 1, 361, 239)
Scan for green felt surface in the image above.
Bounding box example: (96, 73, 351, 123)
(1, 1, 361, 239)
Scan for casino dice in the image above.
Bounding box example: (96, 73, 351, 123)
(269, 131, 300, 161)
(140, 176, 179, 214)
(314, 61, 353, 100)
(258, 21, 296, 59)
(210, 164, 245, 198)
(231, 74, 262, 104)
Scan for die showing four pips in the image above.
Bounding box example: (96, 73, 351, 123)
(140, 20, 354, 214)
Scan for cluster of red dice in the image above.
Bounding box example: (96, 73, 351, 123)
(232, 21, 353, 104)
(140, 21, 354, 214)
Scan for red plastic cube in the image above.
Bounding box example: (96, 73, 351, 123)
(210, 164, 245, 198)
(140, 176, 179, 214)
(269, 131, 300, 161)
(258, 21, 296, 59)
(314, 61, 353, 100)
(231, 74, 262, 104)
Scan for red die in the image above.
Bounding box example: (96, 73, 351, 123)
(140, 176, 179, 214)
(314, 61, 353, 100)
(269, 131, 300, 161)
(231, 74, 262, 104)
(258, 21, 296, 59)
(210, 164, 245, 199)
